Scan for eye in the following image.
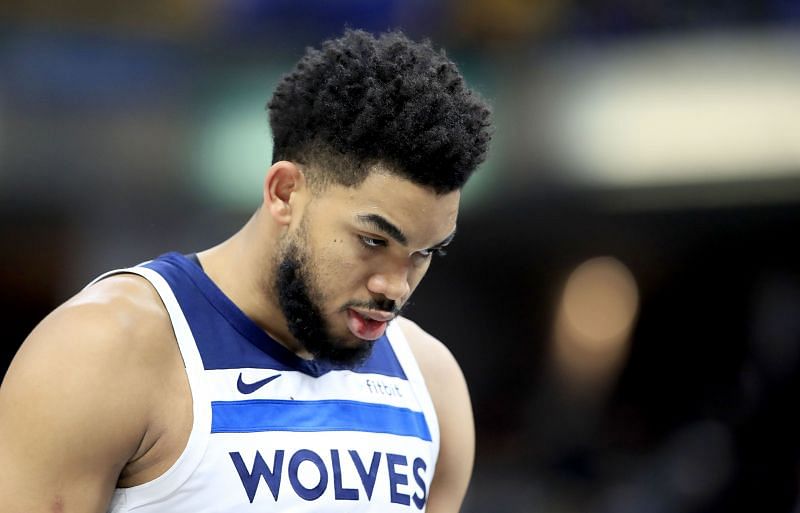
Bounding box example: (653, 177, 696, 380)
(359, 235, 387, 248)
(418, 247, 448, 258)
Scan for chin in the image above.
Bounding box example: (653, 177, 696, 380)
(334, 331, 369, 348)
(312, 334, 376, 368)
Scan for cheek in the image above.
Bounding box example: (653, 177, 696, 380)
(314, 241, 365, 286)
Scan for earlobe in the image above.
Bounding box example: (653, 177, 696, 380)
(263, 161, 305, 225)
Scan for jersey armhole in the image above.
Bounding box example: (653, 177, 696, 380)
(90, 267, 212, 510)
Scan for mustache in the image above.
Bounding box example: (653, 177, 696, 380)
(342, 298, 405, 316)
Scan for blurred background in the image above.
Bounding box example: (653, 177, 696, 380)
(2, 1, 800, 511)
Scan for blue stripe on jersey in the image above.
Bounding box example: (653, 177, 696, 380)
(210, 399, 432, 442)
(143, 253, 407, 380)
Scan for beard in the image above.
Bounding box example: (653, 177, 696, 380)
(274, 239, 376, 369)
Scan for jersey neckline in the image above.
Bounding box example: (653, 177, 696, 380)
(158, 251, 344, 377)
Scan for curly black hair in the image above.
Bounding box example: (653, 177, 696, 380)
(267, 29, 492, 194)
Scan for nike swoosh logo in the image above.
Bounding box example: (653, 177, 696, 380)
(237, 372, 282, 394)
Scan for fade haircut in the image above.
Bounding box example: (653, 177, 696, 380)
(267, 29, 492, 194)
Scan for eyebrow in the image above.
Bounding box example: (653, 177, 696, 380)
(356, 214, 408, 245)
(355, 213, 457, 249)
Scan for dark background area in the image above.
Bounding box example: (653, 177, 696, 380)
(2, 1, 800, 511)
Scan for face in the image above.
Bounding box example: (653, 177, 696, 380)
(273, 171, 460, 368)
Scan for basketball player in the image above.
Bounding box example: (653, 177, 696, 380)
(0, 29, 491, 512)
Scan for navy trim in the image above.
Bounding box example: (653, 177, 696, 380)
(186, 253, 203, 269)
(211, 399, 432, 441)
(141, 252, 407, 379)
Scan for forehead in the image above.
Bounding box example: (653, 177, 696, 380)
(312, 171, 460, 242)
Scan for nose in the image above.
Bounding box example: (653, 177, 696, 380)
(367, 268, 411, 303)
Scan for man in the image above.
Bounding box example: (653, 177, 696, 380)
(0, 29, 491, 512)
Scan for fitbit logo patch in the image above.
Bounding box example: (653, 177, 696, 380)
(229, 449, 428, 509)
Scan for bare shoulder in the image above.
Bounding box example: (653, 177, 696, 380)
(0, 273, 178, 512)
(394, 316, 475, 513)
(15, 273, 176, 385)
(393, 316, 471, 423)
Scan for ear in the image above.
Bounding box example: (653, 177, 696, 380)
(263, 160, 307, 226)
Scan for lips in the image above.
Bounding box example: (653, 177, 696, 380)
(351, 308, 394, 323)
(346, 308, 392, 340)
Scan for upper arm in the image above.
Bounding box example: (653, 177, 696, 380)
(398, 317, 475, 513)
(0, 276, 165, 513)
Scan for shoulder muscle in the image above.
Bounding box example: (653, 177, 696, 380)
(0, 274, 174, 512)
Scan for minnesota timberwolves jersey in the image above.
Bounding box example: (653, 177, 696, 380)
(98, 252, 440, 512)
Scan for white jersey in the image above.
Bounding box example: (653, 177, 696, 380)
(100, 252, 440, 512)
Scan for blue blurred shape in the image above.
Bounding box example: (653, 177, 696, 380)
(218, 0, 436, 43)
(1, 30, 187, 112)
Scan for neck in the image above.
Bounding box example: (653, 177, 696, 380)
(196, 211, 301, 354)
